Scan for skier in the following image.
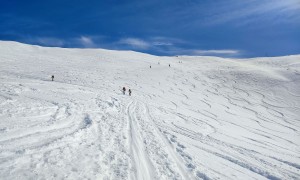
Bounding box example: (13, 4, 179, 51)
(129, 89, 132, 96)
(51, 75, 54, 81)
(169, 64, 170, 67)
(122, 87, 126, 95)
(150, 65, 151, 68)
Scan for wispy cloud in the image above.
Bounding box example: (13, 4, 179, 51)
(116, 37, 187, 53)
(192, 50, 240, 55)
(150, 36, 185, 47)
(116, 37, 242, 57)
(16, 35, 103, 48)
(78, 36, 96, 48)
(118, 38, 150, 50)
(214, 0, 300, 25)
(10, 34, 243, 57)
(153, 46, 242, 57)
(153, 42, 173, 46)
(181, 0, 300, 26)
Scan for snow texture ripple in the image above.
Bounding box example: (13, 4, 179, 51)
(0, 41, 299, 180)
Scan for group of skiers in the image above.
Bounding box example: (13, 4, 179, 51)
(150, 63, 171, 68)
(50, 75, 132, 96)
(122, 87, 131, 96)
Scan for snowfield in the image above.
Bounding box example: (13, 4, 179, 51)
(0, 41, 299, 180)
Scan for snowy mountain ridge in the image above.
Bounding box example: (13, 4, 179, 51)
(0, 41, 299, 180)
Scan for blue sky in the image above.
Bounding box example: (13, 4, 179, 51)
(0, 0, 299, 57)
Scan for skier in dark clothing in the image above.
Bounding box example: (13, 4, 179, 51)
(122, 87, 126, 95)
(51, 75, 54, 81)
(128, 89, 132, 96)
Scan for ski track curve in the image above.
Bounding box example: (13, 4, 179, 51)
(127, 100, 195, 180)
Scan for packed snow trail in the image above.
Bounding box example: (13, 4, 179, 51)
(0, 41, 300, 179)
(127, 101, 156, 180)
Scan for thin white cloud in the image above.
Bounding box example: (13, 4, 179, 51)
(17, 35, 106, 48)
(79, 36, 96, 48)
(116, 36, 242, 57)
(151, 36, 187, 45)
(17, 35, 242, 57)
(186, 0, 300, 26)
(154, 46, 242, 57)
(118, 38, 150, 50)
(192, 50, 240, 55)
(153, 42, 173, 46)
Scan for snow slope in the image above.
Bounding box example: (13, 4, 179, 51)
(0, 41, 299, 180)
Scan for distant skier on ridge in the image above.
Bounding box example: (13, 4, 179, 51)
(51, 75, 54, 81)
(122, 87, 126, 95)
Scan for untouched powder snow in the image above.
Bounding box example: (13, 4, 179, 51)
(0, 41, 299, 180)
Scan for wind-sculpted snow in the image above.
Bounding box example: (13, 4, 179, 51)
(0, 41, 299, 179)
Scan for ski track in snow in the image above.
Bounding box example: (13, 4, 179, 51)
(0, 41, 300, 180)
